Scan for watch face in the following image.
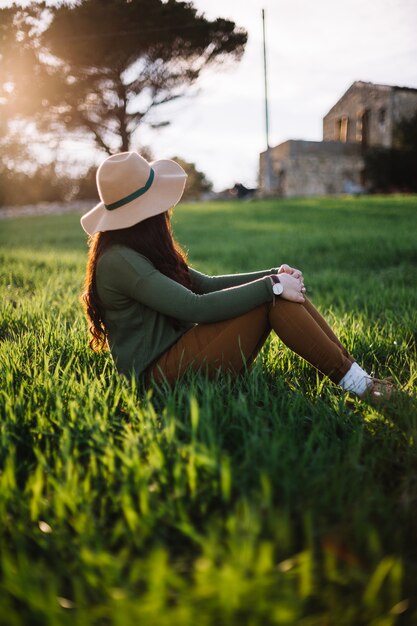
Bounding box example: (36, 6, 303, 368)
(273, 282, 283, 296)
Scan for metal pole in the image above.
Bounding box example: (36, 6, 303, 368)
(262, 8, 270, 151)
(262, 8, 272, 194)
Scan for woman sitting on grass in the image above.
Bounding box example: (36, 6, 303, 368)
(81, 151, 392, 404)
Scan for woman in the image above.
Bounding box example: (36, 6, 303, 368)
(81, 151, 391, 403)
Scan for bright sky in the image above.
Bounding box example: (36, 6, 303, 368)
(139, 0, 417, 191)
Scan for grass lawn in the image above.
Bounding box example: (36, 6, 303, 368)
(1, 195, 417, 625)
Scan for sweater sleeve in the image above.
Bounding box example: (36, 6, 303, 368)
(98, 247, 274, 324)
(189, 267, 279, 294)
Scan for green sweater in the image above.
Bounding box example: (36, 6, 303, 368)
(96, 245, 278, 379)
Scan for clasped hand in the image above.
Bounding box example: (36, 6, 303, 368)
(277, 263, 306, 303)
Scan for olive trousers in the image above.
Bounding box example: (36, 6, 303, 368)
(146, 297, 354, 386)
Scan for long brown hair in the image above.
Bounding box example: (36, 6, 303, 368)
(82, 211, 193, 351)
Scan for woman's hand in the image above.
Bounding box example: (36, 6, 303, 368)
(278, 263, 305, 297)
(275, 273, 306, 303)
(278, 263, 303, 281)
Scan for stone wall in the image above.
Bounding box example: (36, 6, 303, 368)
(260, 141, 364, 197)
(282, 154, 364, 197)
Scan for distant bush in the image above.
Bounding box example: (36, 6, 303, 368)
(364, 112, 417, 193)
(0, 154, 213, 207)
(0, 166, 66, 206)
(0, 164, 98, 207)
(70, 166, 99, 202)
(364, 147, 417, 193)
(170, 156, 213, 201)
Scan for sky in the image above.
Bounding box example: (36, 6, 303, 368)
(137, 0, 417, 191)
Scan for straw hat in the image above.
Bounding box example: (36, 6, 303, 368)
(80, 151, 187, 235)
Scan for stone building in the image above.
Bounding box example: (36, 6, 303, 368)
(259, 80, 417, 197)
(323, 81, 417, 148)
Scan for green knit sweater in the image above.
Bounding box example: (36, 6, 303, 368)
(96, 245, 278, 379)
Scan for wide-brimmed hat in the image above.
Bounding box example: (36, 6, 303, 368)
(80, 151, 187, 235)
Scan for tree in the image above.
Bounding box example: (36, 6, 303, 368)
(3, 0, 247, 155)
(395, 110, 417, 153)
(364, 112, 417, 193)
(170, 156, 212, 200)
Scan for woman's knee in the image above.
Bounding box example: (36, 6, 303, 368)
(267, 298, 304, 324)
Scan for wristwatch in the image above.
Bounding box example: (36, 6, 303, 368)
(270, 274, 283, 296)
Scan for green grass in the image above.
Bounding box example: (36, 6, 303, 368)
(1, 195, 417, 625)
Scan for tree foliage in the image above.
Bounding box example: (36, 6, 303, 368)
(395, 110, 417, 152)
(170, 156, 212, 200)
(2, 0, 247, 154)
(364, 112, 417, 193)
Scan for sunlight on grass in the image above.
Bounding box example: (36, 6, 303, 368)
(0, 196, 416, 624)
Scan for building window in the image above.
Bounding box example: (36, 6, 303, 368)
(378, 107, 386, 125)
(356, 109, 371, 148)
(336, 116, 349, 142)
